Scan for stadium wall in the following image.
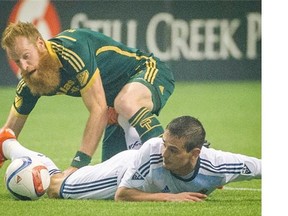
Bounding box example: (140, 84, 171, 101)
(0, 0, 261, 86)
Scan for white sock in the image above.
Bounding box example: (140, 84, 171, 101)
(117, 115, 142, 149)
(3, 139, 61, 175)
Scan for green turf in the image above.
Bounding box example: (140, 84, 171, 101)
(0, 81, 261, 216)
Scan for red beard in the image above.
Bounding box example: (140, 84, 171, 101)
(22, 51, 60, 96)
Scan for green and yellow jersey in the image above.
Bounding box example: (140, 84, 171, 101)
(13, 28, 174, 116)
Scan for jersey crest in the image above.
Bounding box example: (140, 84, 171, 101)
(76, 70, 89, 87)
(241, 164, 252, 174)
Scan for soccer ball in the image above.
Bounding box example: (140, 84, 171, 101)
(5, 156, 50, 200)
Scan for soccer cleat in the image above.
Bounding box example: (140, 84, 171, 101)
(0, 128, 16, 168)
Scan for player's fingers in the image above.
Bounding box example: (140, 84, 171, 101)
(190, 192, 207, 198)
(188, 193, 207, 201)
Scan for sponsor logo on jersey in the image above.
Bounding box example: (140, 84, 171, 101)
(7, 0, 61, 78)
(132, 172, 144, 180)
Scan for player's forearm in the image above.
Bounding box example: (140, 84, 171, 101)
(70, 109, 107, 169)
(3, 106, 28, 137)
(115, 187, 168, 201)
(74, 72, 107, 168)
(80, 108, 108, 157)
(78, 71, 108, 158)
(115, 187, 207, 202)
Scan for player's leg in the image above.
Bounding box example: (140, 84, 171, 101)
(114, 58, 175, 144)
(115, 82, 164, 142)
(102, 124, 127, 161)
(0, 128, 60, 174)
(0, 128, 16, 167)
(117, 115, 142, 150)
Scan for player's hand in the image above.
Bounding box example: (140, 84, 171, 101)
(107, 107, 119, 125)
(166, 192, 207, 202)
(48, 166, 80, 198)
(47, 173, 66, 198)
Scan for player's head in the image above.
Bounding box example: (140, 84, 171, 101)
(165, 116, 206, 151)
(1, 21, 43, 50)
(1, 21, 60, 96)
(161, 116, 206, 175)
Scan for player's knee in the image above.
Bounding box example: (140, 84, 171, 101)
(114, 94, 135, 117)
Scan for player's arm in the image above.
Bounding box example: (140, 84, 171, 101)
(79, 71, 108, 156)
(2, 106, 28, 138)
(115, 187, 207, 202)
(221, 151, 262, 183)
(65, 71, 108, 173)
(231, 155, 261, 182)
(203, 148, 261, 186)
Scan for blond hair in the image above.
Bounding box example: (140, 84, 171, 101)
(1, 21, 43, 50)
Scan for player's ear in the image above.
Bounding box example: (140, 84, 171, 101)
(191, 148, 201, 157)
(36, 37, 46, 50)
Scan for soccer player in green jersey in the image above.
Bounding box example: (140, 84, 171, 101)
(1, 21, 175, 174)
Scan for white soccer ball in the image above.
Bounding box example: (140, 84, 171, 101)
(5, 157, 50, 200)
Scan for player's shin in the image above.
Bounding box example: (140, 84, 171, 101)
(118, 115, 142, 149)
(128, 107, 164, 143)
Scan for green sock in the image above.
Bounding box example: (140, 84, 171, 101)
(129, 107, 164, 142)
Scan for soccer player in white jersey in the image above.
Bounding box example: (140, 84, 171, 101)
(115, 116, 261, 201)
(0, 116, 261, 202)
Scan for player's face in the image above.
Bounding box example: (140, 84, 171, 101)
(7, 36, 41, 73)
(23, 48, 61, 95)
(161, 130, 200, 176)
(7, 36, 60, 95)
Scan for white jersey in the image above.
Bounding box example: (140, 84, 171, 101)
(119, 138, 261, 195)
(60, 137, 261, 199)
(60, 150, 138, 199)
(4, 136, 261, 200)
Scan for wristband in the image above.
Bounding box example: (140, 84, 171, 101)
(70, 151, 91, 168)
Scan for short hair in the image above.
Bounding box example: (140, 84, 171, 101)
(1, 21, 43, 50)
(166, 116, 206, 152)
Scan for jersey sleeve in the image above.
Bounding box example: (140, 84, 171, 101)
(201, 147, 261, 185)
(13, 79, 40, 115)
(119, 138, 162, 189)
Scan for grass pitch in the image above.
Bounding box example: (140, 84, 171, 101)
(0, 81, 261, 216)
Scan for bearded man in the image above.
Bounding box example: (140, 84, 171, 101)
(1, 21, 175, 174)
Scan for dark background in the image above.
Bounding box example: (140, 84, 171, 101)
(0, 0, 261, 86)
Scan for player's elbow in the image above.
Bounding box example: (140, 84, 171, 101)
(114, 187, 129, 201)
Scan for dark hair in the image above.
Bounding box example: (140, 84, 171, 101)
(166, 116, 206, 152)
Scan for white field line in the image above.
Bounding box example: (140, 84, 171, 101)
(223, 186, 261, 192)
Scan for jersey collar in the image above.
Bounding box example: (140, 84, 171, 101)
(170, 157, 200, 182)
(45, 41, 63, 68)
